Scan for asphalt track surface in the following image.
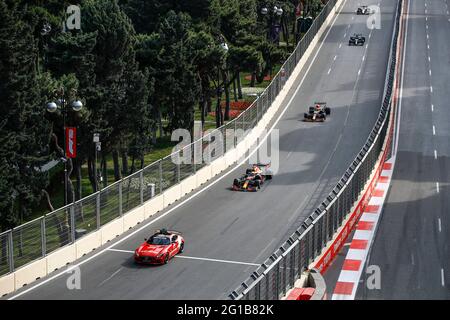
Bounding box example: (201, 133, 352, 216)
(356, 0, 450, 299)
(8, 0, 397, 300)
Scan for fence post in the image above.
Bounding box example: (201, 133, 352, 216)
(96, 192, 101, 229)
(159, 160, 163, 193)
(41, 217, 46, 257)
(119, 180, 123, 216)
(70, 205, 76, 243)
(8, 230, 14, 273)
(140, 170, 144, 205)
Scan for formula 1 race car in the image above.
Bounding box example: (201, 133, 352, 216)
(303, 102, 331, 122)
(356, 5, 373, 15)
(232, 163, 273, 192)
(134, 229, 184, 265)
(349, 33, 366, 46)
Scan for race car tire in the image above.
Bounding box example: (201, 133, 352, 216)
(304, 113, 308, 118)
(164, 253, 169, 264)
(255, 180, 261, 190)
(309, 106, 315, 113)
(325, 107, 331, 115)
(265, 174, 273, 180)
(246, 169, 253, 175)
(179, 242, 184, 254)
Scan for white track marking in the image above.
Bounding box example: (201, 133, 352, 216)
(436, 182, 440, 193)
(328, 68, 332, 75)
(107, 248, 260, 266)
(339, 43, 342, 48)
(98, 268, 123, 287)
(334, 55, 337, 61)
(395, 0, 410, 154)
(431, 104, 434, 112)
(6, 1, 350, 301)
(441, 269, 445, 287)
(438, 218, 442, 233)
(430, 86, 433, 93)
(434, 150, 437, 159)
(107, 248, 133, 254)
(433, 125, 436, 135)
(175, 255, 260, 266)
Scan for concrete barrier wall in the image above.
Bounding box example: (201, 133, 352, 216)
(163, 184, 182, 207)
(101, 218, 124, 244)
(75, 231, 102, 259)
(14, 259, 47, 289)
(144, 194, 164, 219)
(180, 174, 197, 196)
(0, 1, 345, 297)
(196, 166, 212, 187)
(0, 274, 15, 297)
(46, 245, 77, 273)
(123, 206, 145, 231)
(210, 157, 226, 177)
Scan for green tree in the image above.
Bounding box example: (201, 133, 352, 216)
(0, 0, 52, 230)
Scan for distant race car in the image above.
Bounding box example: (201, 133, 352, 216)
(349, 33, 366, 46)
(356, 5, 372, 15)
(232, 163, 273, 192)
(134, 229, 184, 265)
(303, 102, 331, 122)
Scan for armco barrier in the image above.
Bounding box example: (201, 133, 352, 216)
(0, 0, 342, 297)
(230, 0, 402, 300)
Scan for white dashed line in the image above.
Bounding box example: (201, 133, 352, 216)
(366, 44, 368, 49)
(339, 43, 342, 48)
(344, 33, 347, 38)
(436, 182, 440, 193)
(430, 86, 433, 93)
(427, 34, 429, 40)
(429, 70, 432, 76)
(434, 150, 438, 159)
(328, 68, 332, 75)
(431, 104, 434, 112)
(358, 69, 361, 76)
(441, 269, 445, 287)
(438, 218, 442, 233)
(433, 125, 436, 135)
(428, 56, 431, 62)
(334, 55, 337, 61)
(362, 55, 366, 61)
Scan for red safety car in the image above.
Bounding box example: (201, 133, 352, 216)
(134, 229, 184, 265)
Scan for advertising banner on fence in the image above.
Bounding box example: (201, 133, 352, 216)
(66, 127, 77, 158)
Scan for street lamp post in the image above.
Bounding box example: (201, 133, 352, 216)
(261, 5, 284, 45)
(46, 90, 83, 206)
(93, 133, 102, 191)
(216, 39, 229, 128)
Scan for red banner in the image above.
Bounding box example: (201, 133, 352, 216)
(66, 127, 77, 158)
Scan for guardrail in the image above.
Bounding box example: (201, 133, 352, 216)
(0, 1, 340, 277)
(229, 0, 402, 300)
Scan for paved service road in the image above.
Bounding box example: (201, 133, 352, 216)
(9, 0, 396, 300)
(356, 0, 450, 299)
